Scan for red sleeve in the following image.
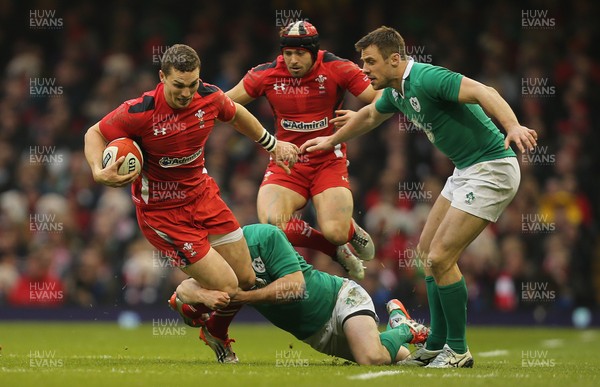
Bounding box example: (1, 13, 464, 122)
(99, 100, 145, 141)
(334, 60, 370, 97)
(216, 90, 237, 122)
(242, 65, 269, 99)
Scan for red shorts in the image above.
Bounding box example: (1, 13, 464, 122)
(260, 156, 350, 200)
(136, 176, 240, 267)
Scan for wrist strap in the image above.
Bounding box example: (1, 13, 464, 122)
(256, 129, 277, 152)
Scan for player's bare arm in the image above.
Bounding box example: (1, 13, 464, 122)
(303, 103, 392, 153)
(83, 122, 139, 187)
(225, 79, 255, 105)
(331, 87, 382, 128)
(457, 76, 538, 152)
(231, 271, 305, 305)
(227, 103, 299, 174)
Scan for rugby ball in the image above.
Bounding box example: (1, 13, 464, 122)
(102, 137, 143, 175)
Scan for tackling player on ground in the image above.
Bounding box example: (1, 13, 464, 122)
(226, 21, 379, 280)
(302, 26, 538, 368)
(84, 44, 299, 362)
(170, 223, 429, 365)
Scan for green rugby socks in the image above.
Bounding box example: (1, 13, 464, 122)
(425, 275, 447, 350)
(438, 276, 468, 354)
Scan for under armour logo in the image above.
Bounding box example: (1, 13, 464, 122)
(273, 83, 286, 92)
(154, 128, 167, 136)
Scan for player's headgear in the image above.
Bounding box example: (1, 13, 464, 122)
(280, 21, 320, 61)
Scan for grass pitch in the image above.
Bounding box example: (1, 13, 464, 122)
(0, 322, 598, 387)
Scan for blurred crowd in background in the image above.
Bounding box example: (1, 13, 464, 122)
(0, 0, 598, 320)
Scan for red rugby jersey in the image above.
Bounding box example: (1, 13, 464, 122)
(99, 82, 236, 209)
(243, 50, 370, 163)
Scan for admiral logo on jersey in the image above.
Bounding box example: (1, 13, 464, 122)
(281, 117, 328, 132)
(159, 147, 204, 168)
(242, 49, 371, 162)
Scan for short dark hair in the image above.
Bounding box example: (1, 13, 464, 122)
(355, 26, 406, 60)
(160, 44, 201, 75)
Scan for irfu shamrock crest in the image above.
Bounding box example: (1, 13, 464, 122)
(465, 192, 475, 205)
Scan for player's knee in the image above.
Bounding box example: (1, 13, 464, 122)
(321, 222, 349, 246)
(222, 283, 239, 299)
(428, 250, 452, 276)
(259, 210, 288, 231)
(238, 270, 256, 291)
(175, 278, 197, 304)
(354, 350, 388, 365)
(416, 243, 428, 258)
(257, 210, 271, 225)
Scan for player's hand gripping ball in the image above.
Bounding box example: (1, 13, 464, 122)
(102, 137, 143, 175)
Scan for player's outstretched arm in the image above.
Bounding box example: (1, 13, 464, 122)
(332, 87, 383, 129)
(228, 103, 299, 174)
(301, 103, 392, 153)
(225, 79, 255, 106)
(457, 76, 538, 152)
(231, 271, 305, 305)
(83, 123, 138, 187)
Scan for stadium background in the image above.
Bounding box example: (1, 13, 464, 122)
(0, 0, 598, 327)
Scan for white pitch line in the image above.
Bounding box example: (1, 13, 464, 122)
(477, 349, 509, 357)
(541, 339, 564, 348)
(579, 330, 597, 343)
(348, 370, 404, 380)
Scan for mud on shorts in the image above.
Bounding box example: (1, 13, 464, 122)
(302, 279, 379, 362)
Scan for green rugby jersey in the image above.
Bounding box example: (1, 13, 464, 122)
(243, 224, 344, 340)
(375, 60, 515, 169)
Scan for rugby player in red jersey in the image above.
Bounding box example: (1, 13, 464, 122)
(84, 44, 299, 363)
(227, 21, 379, 280)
